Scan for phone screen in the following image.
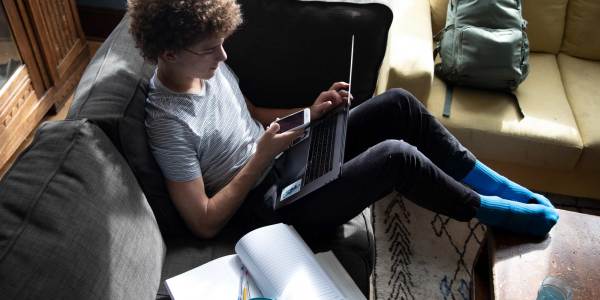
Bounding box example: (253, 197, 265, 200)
(277, 110, 305, 133)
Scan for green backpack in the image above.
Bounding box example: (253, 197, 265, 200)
(434, 0, 530, 92)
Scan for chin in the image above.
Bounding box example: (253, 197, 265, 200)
(201, 69, 217, 79)
(205, 69, 217, 79)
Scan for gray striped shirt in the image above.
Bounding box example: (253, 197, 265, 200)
(145, 63, 265, 196)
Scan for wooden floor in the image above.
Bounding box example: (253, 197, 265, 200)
(0, 41, 102, 179)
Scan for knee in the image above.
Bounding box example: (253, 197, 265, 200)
(373, 140, 421, 164)
(383, 88, 424, 110)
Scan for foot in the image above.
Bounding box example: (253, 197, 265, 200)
(528, 193, 554, 208)
(476, 195, 559, 237)
(462, 161, 555, 208)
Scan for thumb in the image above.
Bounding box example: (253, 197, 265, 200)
(317, 101, 333, 110)
(266, 122, 280, 135)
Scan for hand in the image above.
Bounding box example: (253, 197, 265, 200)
(309, 82, 353, 120)
(255, 122, 304, 163)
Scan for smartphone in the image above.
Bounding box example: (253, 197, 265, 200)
(275, 108, 310, 133)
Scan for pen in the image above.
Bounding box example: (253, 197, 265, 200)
(243, 268, 250, 300)
(238, 266, 245, 300)
(245, 269, 251, 299)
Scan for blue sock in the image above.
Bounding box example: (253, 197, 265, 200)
(463, 160, 554, 208)
(476, 195, 559, 237)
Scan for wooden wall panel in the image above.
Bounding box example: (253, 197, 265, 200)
(0, 0, 90, 171)
(0, 65, 48, 168)
(23, 0, 87, 85)
(2, 0, 47, 96)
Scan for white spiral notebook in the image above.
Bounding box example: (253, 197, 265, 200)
(165, 223, 366, 300)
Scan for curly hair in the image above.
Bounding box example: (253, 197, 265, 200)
(128, 0, 242, 63)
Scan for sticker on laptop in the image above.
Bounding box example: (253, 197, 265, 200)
(281, 179, 302, 201)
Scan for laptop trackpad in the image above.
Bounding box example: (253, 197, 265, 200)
(274, 137, 310, 183)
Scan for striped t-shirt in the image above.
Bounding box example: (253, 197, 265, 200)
(145, 63, 265, 196)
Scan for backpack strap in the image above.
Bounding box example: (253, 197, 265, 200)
(433, 25, 452, 60)
(443, 84, 453, 118)
(443, 86, 526, 119)
(507, 92, 526, 119)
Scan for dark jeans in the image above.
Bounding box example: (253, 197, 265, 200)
(243, 88, 480, 232)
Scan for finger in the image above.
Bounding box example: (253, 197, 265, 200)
(317, 101, 333, 113)
(329, 82, 349, 91)
(288, 128, 305, 138)
(316, 91, 330, 104)
(320, 100, 333, 107)
(288, 130, 305, 144)
(277, 129, 304, 143)
(329, 90, 344, 105)
(266, 122, 280, 135)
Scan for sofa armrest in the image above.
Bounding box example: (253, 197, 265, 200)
(376, 0, 434, 102)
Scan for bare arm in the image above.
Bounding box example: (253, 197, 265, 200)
(244, 81, 351, 126)
(166, 123, 302, 239)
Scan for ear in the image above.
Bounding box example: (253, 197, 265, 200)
(159, 50, 178, 63)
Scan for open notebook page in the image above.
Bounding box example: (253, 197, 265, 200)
(235, 224, 345, 299)
(164, 254, 262, 299)
(315, 251, 366, 300)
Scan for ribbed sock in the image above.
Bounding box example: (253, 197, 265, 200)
(476, 195, 559, 237)
(463, 160, 554, 207)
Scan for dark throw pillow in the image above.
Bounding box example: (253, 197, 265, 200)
(225, 0, 393, 108)
(0, 120, 165, 299)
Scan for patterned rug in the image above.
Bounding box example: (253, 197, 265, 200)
(372, 193, 487, 300)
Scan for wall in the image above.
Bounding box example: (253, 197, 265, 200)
(77, 0, 126, 10)
(76, 0, 126, 39)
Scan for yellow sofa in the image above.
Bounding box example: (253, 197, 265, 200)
(376, 0, 600, 200)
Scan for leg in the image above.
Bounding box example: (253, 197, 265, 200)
(277, 141, 556, 238)
(350, 89, 553, 207)
(463, 161, 554, 207)
(346, 88, 475, 180)
(278, 140, 480, 231)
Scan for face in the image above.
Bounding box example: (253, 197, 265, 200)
(163, 35, 228, 80)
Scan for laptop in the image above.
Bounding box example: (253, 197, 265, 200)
(270, 35, 355, 210)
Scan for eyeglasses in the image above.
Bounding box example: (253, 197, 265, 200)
(183, 48, 212, 57)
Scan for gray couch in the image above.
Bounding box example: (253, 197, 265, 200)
(0, 1, 392, 298)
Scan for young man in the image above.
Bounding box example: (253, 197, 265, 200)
(128, 0, 558, 239)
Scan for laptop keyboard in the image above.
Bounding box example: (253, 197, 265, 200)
(304, 115, 337, 184)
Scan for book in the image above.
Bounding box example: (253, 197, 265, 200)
(165, 223, 366, 300)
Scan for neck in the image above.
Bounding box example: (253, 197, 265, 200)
(156, 63, 203, 94)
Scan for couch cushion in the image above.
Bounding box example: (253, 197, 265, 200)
(430, 0, 448, 34)
(558, 53, 600, 171)
(378, 0, 434, 101)
(67, 16, 189, 236)
(224, 0, 392, 108)
(561, 0, 600, 60)
(522, 0, 569, 54)
(425, 53, 582, 169)
(0, 120, 165, 299)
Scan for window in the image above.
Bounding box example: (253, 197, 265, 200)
(0, 4, 22, 89)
